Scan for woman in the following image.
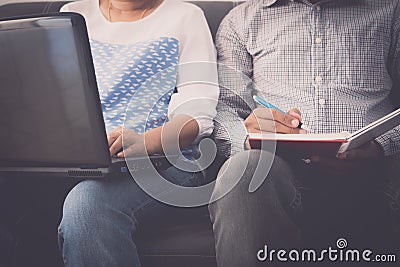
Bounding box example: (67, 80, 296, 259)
(58, 0, 218, 266)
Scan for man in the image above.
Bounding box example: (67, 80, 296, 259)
(210, 0, 400, 266)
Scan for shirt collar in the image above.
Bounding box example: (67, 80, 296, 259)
(261, 0, 283, 7)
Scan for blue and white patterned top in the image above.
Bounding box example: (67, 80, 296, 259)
(61, 0, 218, 153)
(90, 37, 179, 134)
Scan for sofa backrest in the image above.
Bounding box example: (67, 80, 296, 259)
(0, 0, 399, 107)
(0, 1, 241, 40)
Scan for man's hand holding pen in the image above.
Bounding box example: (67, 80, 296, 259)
(244, 95, 306, 149)
(247, 95, 306, 134)
(245, 107, 307, 134)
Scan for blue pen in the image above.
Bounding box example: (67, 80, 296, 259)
(253, 95, 303, 129)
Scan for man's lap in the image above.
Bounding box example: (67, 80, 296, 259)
(211, 150, 396, 245)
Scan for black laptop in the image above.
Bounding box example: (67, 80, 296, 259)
(0, 13, 174, 178)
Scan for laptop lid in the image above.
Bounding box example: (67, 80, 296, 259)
(0, 13, 111, 169)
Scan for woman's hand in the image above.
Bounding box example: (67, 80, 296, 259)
(107, 114, 198, 157)
(107, 127, 146, 158)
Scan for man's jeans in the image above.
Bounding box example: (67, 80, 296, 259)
(209, 150, 399, 267)
(58, 164, 203, 267)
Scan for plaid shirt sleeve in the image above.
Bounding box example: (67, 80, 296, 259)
(376, 4, 400, 157)
(212, 10, 255, 158)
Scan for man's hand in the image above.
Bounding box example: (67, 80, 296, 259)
(337, 140, 384, 160)
(245, 107, 307, 134)
(310, 140, 384, 171)
(107, 127, 146, 158)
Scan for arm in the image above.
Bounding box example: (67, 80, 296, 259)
(213, 10, 304, 158)
(374, 4, 400, 157)
(108, 115, 199, 157)
(109, 7, 218, 157)
(213, 11, 255, 158)
(166, 6, 218, 144)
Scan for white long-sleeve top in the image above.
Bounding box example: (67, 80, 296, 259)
(61, 0, 218, 144)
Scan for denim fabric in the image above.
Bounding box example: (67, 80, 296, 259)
(209, 150, 396, 267)
(58, 164, 203, 267)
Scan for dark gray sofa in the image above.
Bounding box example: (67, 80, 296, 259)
(0, 1, 240, 266)
(1, 1, 399, 267)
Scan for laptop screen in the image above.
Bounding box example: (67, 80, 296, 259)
(0, 14, 110, 167)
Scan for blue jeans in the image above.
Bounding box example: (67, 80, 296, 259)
(58, 164, 203, 267)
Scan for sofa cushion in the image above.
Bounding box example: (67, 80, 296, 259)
(135, 206, 217, 267)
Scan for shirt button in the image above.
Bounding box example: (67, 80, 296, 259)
(315, 76, 323, 82)
(315, 37, 322, 44)
(319, 99, 326, 106)
(316, 5, 321, 11)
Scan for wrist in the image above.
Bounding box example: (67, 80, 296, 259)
(373, 140, 385, 158)
(143, 132, 161, 155)
(244, 135, 251, 150)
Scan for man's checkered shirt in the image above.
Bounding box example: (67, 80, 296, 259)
(213, 0, 400, 157)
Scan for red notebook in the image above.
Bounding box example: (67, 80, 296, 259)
(248, 107, 400, 158)
(248, 133, 349, 157)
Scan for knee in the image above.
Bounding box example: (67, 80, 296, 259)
(59, 180, 112, 235)
(209, 150, 298, 215)
(213, 150, 294, 196)
(60, 181, 102, 228)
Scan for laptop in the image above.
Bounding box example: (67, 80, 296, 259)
(0, 13, 175, 178)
